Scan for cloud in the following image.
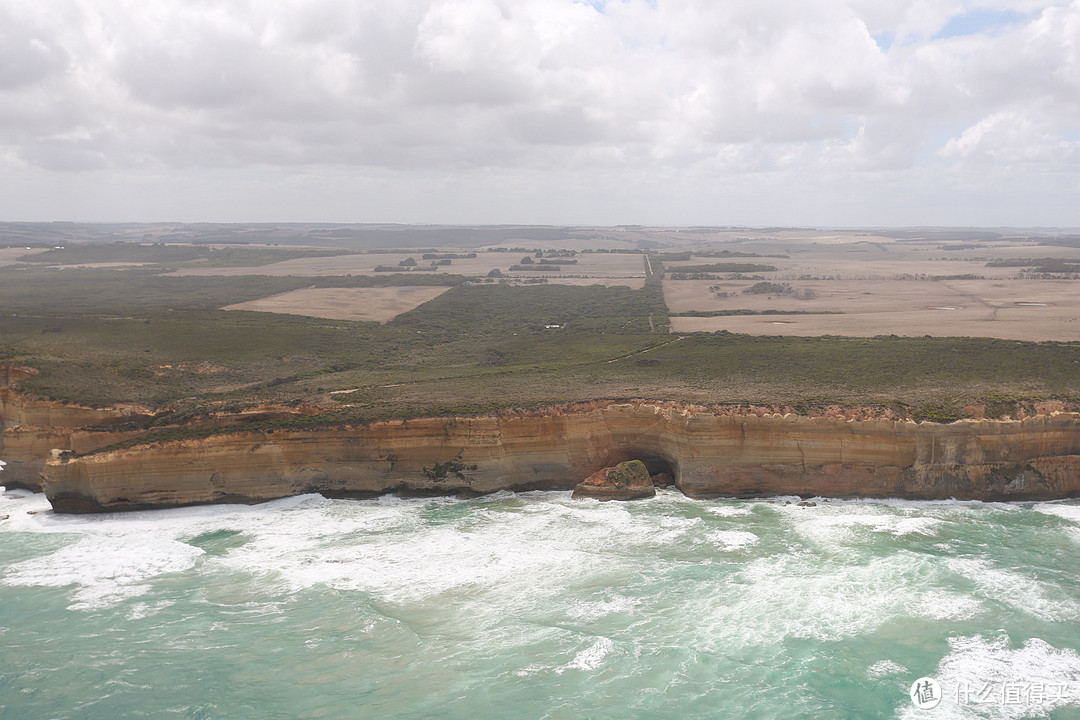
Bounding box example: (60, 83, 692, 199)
(0, 0, 1077, 223)
(940, 108, 1080, 164)
(0, 4, 69, 91)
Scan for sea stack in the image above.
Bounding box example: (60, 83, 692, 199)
(572, 459, 656, 501)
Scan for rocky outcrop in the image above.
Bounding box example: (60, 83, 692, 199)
(1, 425, 150, 491)
(0, 367, 150, 491)
(572, 460, 655, 501)
(36, 402, 1080, 513)
(0, 366, 319, 492)
(6, 364, 1080, 512)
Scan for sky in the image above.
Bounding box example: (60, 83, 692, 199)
(0, 0, 1078, 227)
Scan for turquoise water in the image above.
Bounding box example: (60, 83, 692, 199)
(2, 486, 1080, 720)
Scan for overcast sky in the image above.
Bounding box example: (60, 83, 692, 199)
(1, 0, 1078, 226)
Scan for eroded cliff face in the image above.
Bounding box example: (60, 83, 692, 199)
(0, 366, 319, 492)
(0, 367, 150, 491)
(40, 402, 1080, 513)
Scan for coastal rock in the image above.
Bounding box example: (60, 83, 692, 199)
(10, 397, 1080, 513)
(651, 472, 674, 487)
(572, 460, 656, 501)
(0, 367, 319, 492)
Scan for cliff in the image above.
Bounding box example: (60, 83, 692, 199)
(0, 366, 317, 492)
(0, 366, 150, 491)
(7, 364, 1080, 513)
(38, 402, 1080, 513)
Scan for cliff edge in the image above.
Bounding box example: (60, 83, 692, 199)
(35, 401, 1080, 513)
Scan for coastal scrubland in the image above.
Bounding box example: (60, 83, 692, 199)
(2, 225, 1080, 441)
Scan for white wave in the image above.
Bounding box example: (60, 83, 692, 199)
(1, 535, 204, 610)
(0, 491, 1064, 647)
(705, 529, 760, 551)
(207, 495, 643, 623)
(868, 659, 909, 679)
(780, 504, 943, 546)
(513, 664, 550, 677)
(1037, 500, 1080, 543)
(896, 634, 1080, 719)
(832, 497, 1024, 513)
(912, 592, 984, 622)
(703, 505, 753, 517)
(647, 514, 703, 544)
(565, 595, 639, 621)
(946, 557, 1079, 622)
(1, 493, 325, 537)
(557, 637, 615, 673)
(0, 490, 55, 527)
(1033, 502, 1080, 524)
(690, 551, 985, 648)
(126, 600, 175, 621)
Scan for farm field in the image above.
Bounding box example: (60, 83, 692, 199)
(3, 223, 1080, 426)
(0, 247, 46, 266)
(661, 234, 1080, 342)
(168, 249, 649, 285)
(223, 286, 453, 323)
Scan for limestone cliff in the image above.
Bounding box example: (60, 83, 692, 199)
(38, 402, 1080, 513)
(0, 366, 318, 492)
(0, 367, 150, 491)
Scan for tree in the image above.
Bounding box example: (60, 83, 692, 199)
(399, 257, 417, 267)
(520, 256, 533, 264)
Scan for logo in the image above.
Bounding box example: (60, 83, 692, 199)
(911, 677, 942, 709)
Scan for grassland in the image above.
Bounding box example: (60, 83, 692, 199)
(2, 231, 1080, 435)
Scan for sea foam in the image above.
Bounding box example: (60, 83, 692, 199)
(897, 635, 1080, 719)
(2, 535, 204, 610)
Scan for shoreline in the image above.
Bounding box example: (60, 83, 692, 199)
(6, 366, 1080, 514)
(35, 401, 1080, 513)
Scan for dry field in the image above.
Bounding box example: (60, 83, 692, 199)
(168, 249, 648, 286)
(13, 228, 1078, 340)
(0, 248, 46, 266)
(222, 286, 452, 323)
(51, 262, 154, 269)
(664, 236, 1080, 341)
(517, 276, 646, 289)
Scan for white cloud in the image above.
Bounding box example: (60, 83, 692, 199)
(940, 108, 1080, 164)
(0, 0, 1077, 224)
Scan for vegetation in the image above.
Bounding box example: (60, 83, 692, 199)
(20, 242, 353, 268)
(743, 282, 791, 295)
(422, 455, 479, 482)
(2, 253, 1080, 441)
(603, 460, 649, 488)
(986, 258, 1080, 273)
(0, 266, 465, 316)
(740, 282, 817, 299)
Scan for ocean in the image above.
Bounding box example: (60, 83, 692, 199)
(2, 484, 1080, 719)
